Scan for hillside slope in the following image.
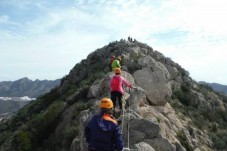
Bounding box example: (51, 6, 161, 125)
(0, 39, 226, 151)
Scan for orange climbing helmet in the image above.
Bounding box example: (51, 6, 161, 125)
(99, 98, 113, 109)
(114, 68, 121, 74)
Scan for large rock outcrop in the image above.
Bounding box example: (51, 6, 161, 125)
(76, 70, 210, 151)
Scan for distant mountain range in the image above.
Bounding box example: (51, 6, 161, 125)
(0, 77, 61, 98)
(198, 81, 227, 95)
(0, 97, 33, 115)
(0, 77, 60, 115)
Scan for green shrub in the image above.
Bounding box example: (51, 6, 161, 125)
(74, 61, 84, 70)
(181, 69, 189, 77)
(39, 87, 61, 107)
(176, 130, 193, 151)
(63, 126, 80, 148)
(208, 122, 219, 132)
(64, 126, 79, 140)
(192, 113, 207, 129)
(217, 131, 227, 143)
(209, 132, 226, 150)
(75, 102, 92, 113)
(66, 85, 78, 96)
(199, 83, 213, 91)
(222, 95, 227, 103)
(173, 90, 192, 106)
(0, 131, 11, 146)
(12, 103, 32, 125)
(30, 101, 64, 144)
(11, 99, 45, 128)
(170, 99, 188, 116)
(218, 109, 227, 122)
(156, 117, 161, 123)
(13, 130, 32, 151)
(181, 83, 190, 93)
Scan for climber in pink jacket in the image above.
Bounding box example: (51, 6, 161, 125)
(110, 68, 132, 114)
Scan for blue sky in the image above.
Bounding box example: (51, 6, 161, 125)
(0, 0, 227, 84)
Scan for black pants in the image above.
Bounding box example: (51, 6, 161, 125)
(111, 91, 123, 109)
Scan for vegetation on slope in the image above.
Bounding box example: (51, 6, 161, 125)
(171, 79, 227, 150)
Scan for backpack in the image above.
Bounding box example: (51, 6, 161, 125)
(111, 76, 121, 91)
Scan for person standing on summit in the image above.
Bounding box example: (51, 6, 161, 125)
(110, 68, 132, 115)
(111, 56, 122, 71)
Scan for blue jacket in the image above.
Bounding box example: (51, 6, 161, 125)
(85, 112, 124, 151)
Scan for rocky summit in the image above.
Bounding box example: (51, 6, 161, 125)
(0, 39, 227, 151)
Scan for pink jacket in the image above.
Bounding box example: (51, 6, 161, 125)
(110, 75, 131, 94)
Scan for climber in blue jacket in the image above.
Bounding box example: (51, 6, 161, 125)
(85, 98, 123, 151)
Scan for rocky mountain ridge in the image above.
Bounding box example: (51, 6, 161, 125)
(0, 77, 60, 98)
(0, 39, 226, 151)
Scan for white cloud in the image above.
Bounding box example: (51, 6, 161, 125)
(166, 0, 227, 36)
(1, 0, 227, 84)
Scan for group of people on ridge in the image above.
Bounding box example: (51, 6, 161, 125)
(85, 54, 133, 151)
